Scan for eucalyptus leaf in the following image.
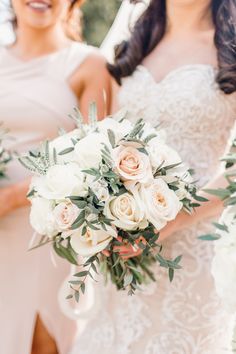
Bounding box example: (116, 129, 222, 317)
(198, 234, 220, 241)
(107, 129, 116, 148)
(58, 147, 74, 155)
(169, 268, 174, 282)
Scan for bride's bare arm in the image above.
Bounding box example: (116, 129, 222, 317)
(159, 170, 229, 241)
(160, 124, 236, 241)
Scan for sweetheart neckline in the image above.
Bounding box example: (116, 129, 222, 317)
(137, 63, 217, 86)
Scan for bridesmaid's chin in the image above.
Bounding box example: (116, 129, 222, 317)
(24, 0, 54, 28)
(11, 0, 68, 30)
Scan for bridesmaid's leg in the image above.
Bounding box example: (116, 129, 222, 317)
(31, 315, 59, 354)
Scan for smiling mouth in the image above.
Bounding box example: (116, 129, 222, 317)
(26, 1, 52, 12)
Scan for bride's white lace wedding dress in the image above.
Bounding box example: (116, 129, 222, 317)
(70, 64, 236, 354)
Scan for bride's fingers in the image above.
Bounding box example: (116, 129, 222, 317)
(101, 250, 111, 257)
(113, 245, 142, 259)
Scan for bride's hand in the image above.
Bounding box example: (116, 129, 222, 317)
(114, 238, 143, 260)
(0, 178, 30, 218)
(102, 236, 144, 260)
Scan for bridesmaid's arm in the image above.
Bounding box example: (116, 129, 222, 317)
(71, 53, 112, 119)
(0, 178, 30, 218)
(0, 55, 112, 218)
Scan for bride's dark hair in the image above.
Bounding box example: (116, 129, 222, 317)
(108, 0, 236, 94)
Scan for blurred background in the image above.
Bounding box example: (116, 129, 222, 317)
(0, 0, 121, 46)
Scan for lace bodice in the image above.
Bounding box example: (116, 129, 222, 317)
(119, 65, 236, 185)
(70, 65, 236, 354)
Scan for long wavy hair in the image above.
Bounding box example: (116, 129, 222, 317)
(108, 0, 236, 94)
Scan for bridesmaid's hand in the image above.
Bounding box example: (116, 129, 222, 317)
(0, 186, 15, 217)
(0, 179, 30, 218)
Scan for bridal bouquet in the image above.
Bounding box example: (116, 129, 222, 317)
(0, 124, 11, 180)
(201, 137, 236, 312)
(20, 106, 201, 301)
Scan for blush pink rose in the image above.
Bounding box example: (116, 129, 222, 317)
(53, 202, 80, 232)
(113, 146, 153, 187)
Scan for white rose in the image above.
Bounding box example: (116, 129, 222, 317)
(90, 180, 109, 202)
(70, 225, 117, 257)
(32, 163, 87, 200)
(74, 132, 110, 169)
(53, 202, 80, 232)
(139, 178, 182, 231)
(104, 190, 148, 231)
(147, 138, 182, 170)
(30, 197, 58, 237)
(98, 117, 133, 143)
(113, 145, 153, 188)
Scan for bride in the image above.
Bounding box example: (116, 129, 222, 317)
(69, 0, 236, 353)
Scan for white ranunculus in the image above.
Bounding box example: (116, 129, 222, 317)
(30, 197, 58, 237)
(70, 225, 117, 257)
(74, 132, 110, 169)
(32, 163, 88, 200)
(90, 180, 110, 202)
(139, 178, 182, 231)
(104, 190, 148, 231)
(147, 138, 182, 170)
(53, 202, 80, 232)
(98, 117, 133, 143)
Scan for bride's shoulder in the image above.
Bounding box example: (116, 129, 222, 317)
(119, 65, 151, 98)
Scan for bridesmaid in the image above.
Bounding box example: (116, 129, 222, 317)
(0, 1, 111, 354)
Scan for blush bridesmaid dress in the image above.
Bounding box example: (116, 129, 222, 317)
(0, 42, 94, 354)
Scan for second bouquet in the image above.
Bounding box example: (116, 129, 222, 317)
(20, 106, 201, 301)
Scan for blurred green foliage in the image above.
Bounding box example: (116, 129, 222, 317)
(81, 0, 121, 47)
